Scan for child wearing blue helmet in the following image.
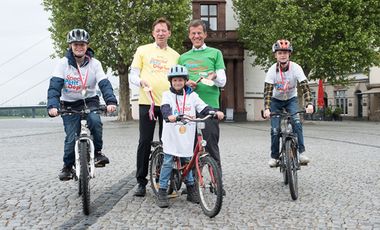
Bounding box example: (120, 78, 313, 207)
(157, 65, 224, 208)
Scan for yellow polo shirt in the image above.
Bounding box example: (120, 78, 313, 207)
(131, 43, 179, 105)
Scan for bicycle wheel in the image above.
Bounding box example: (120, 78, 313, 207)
(79, 141, 91, 215)
(78, 176, 82, 196)
(149, 148, 164, 196)
(280, 153, 288, 185)
(197, 155, 223, 218)
(285, 140, 298, 200)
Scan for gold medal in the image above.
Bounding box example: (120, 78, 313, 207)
(179, 125, 186, 134)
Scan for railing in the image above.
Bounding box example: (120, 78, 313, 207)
(0, 105, 47, 118)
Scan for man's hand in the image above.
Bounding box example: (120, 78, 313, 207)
(48, 108, 58, 117)
(107, 105, 117, 113)
(306, 104, 314, 114)
(207, 72, 217, 80)
(263, 109, 271, 119)
(140, 79, 150, 89)
(186, 79, 197, 89)
(168, 115, 177, 122)
(215, 111, 224, 120)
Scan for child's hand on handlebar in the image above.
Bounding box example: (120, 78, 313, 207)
(48, 108, 58, 117)
(263, 109, 271, 119)
(305, 104, 314, 114)
(215, 111, 224, 120)
(107, 105, 117, 113)
(168, 115, 177, 122)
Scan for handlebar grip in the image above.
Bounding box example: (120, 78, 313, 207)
(176, 114, 184, 121)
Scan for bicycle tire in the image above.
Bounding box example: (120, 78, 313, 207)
(149, 147, 164, 196)
(167, 168, 182, 195)
(79, 141, 91, 215)
(197, 155, 223, 218)
(281, 153, 288, 185)
(285, 140, 298, 200)
(78, 176, 82, 196)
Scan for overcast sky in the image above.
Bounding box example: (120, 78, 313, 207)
(0, 0, 118, 106)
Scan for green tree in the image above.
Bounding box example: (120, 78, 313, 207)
(43, 0, 191, 121)
(233, 0, 380, 85)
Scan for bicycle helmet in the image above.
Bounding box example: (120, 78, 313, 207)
(167, 65, 189, 81)
(272, 39, 293, 53)
(67, 29, 90, 44)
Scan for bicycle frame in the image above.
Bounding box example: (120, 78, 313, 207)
(172, 114, 213, 188)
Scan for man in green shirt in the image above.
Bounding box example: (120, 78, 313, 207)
(179, 19, 226, 188)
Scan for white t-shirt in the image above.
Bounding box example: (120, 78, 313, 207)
(161, 90, 208, 157)
(52, 57, 107, 102)
(265, 61, 307, 101)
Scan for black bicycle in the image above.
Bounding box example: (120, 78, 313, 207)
(59, 105, 106, 215)
(262, 110, 306, 200)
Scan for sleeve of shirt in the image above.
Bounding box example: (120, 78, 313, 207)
(94, 60, 107, 82)
(215, 50, 226, 70)
(51, 58, 66, 79)
(265, 66, 275, 84)
(294, 63, 307, 82)
(131, 47, 143, 69)
(214, 69, 226, 87)
(129, 67, 141, 88)
(193, 92, 208, 113)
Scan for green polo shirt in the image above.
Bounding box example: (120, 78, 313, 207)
(178, 47, 225, 108)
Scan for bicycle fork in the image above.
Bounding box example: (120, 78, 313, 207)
(74, 137, 95, 178)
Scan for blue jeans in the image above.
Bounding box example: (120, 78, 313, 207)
(159, 153, 194, 190)
(270, 97, 305, 159)
(61, 112, 103, 167)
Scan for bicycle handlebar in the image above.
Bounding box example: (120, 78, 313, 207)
(165, 111, 216, 123)
(261, 109, 305, 119)
(58, 105, 107, 115)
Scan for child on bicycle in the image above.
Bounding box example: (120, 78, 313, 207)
(263, 39, 314, 167)
(157, 65, 224, 208)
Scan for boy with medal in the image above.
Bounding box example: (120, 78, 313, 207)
(156, 65, 224, 208)
(47, 29, 117, 180)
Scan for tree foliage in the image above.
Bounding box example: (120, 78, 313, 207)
(43, 0, 191, 121)
(233, 0, 380, 85)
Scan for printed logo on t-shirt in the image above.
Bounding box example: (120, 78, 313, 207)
(173, 105, 191, 115)
(150, 56, 169, 73)
(64, 74, 81, 92)
(183, 60, 208, 72)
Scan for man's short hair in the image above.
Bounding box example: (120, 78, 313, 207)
(152, 17, 172, 31)
(188, 19, 207, 33)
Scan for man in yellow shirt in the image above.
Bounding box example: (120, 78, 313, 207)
(129, 17, 180, 196)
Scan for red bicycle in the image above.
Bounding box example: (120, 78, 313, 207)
(149, 112, 223, 218)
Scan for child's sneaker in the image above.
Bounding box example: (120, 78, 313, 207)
(156, 188, 169, 208)
(186, 184, 200, 204)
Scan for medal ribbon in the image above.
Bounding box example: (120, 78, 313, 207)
(278, 62, 290, 98)
(175, 89, 186, 115)
(76, 62, 89, 92)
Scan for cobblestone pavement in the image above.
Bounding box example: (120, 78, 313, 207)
(0, 117, 379, 229)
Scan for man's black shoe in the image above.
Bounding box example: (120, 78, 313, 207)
(95, 152, 110, 167)
(59, 165, 74, 181)
(134, 184, 146, 197)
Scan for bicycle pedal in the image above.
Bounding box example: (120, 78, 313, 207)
(300, 162, 308, 166)
(95, 163, 106, 168)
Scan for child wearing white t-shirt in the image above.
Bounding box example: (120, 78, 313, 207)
(156, 65, 224, 208)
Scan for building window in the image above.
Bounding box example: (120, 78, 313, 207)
(334, 90, 348, 114)
(201, 4, 218, 30)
